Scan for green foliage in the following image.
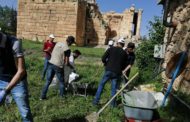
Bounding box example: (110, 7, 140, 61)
(175, 91, 190, 106)
(136, 16, 165, 83)
(0, 5, 17, 35)
(158, 95, 190, 122)
(148, 16, 166, 44)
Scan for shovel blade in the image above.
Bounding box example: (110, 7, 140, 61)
(85, 112, 99, 122)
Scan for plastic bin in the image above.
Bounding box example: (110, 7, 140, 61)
(122, 91, 158, 121)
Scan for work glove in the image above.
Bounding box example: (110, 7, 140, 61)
(0, 89, 7, 105)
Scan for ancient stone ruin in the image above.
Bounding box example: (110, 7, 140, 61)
(161, 0, 190, 94)
(17, 0, 142, 46)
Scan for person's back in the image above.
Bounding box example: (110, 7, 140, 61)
(93, 39, 127, 107)
(49, 41, 69, 68)
(102, 46, 128, 75)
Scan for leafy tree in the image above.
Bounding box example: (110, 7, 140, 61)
(136, 16, 166, 82)
(0, 5, 17, 35)
(148, 16, 166, 44)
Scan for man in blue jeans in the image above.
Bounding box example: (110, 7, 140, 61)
(93, 38, 128, 107)
(40, 36, 75, 100)
(42, 34, 55, 80)
(0, 32, 33, 121)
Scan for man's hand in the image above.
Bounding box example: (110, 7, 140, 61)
(0, 89, 7, 105)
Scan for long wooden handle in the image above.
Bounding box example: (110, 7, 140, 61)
(97, 72, 139, 115)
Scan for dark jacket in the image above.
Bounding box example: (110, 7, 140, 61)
(0, 36, 17, 81)
(102, 47, 128, 75)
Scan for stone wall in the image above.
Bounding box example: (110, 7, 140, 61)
(17, 0, 79, 43)
(76, 1, 87, 46)
(17, 0, 142, 46)
(162, 0, 190, 94)
(102, 6, 142, 43)
(85, 3, 107, 45)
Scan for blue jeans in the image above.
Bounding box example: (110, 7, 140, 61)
(0, 79, 33, 122)
(41, 64, 65, 98)
(42, 57, 50, 80)
(93, 70, 120, 107)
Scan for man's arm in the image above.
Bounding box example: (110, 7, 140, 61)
(5, 57, 26, 92)
(6, 39, 26, 92)
(44, 47, 51, 52)
(123, 65, 132, 74)
(43, 41, 47, 52)
(102, 48, 110, 64)
(123, 54, 135, 74)
(64, 49, 71, 66)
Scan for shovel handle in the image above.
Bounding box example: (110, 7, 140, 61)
(97, 72, 139, 115)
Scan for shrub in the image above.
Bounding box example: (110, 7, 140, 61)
(136, 16, 165, 83)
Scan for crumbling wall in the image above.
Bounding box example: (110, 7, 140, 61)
(102, 6, 142, 43)
(76, 1, 87, 46)
(85, 3, 107, 45)
(17, 0, 142, 46)
(163, 0, 190, 94)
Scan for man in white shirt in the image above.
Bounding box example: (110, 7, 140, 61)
(64, 50, 81, 85)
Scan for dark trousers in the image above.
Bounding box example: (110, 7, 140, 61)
(41, 64, 65, 98)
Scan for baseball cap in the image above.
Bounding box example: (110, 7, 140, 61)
(117, 38, 125, 44)
(108, 40, 114, 45)
(49, 34, 55, 39)
(66, 36, 75, 46)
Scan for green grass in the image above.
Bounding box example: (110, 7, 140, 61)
(0, 40, 125, 121)
(71, 46, 105, 58)
(1, 40, 188, 122)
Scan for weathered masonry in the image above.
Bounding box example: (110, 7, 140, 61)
(160, 0, 190, 94)
(17, 0, 142, 46)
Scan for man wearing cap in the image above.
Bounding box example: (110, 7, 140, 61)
(40, 36, 75, 100)
(93, 38, 128, 107)
(64, 49, 81, 85)
(0, 32, 33, 121)
(41, 34, 56, 80)
(123, 42, 135, 77)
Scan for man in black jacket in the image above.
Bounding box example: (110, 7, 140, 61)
(93, 38, 128, 107)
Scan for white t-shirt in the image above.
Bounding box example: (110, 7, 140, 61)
(69, 53, 75, 68)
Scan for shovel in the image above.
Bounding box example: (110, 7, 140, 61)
(85, 72, 139, 122)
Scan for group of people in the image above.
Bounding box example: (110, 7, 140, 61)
(0, 32, 81, 121)
(40, 34, 81, 99)
(0, 31, 135, 121)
